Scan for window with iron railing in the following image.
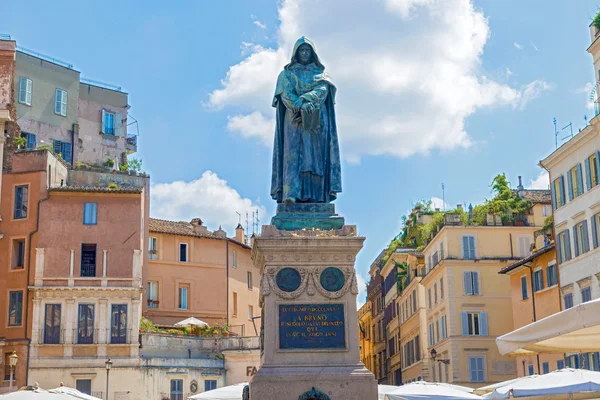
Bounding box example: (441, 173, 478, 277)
(80, 244, 97, 277)
(111, 305, 127, 344)
(44, 304, 61, 344)
(77, 304, 94, 344)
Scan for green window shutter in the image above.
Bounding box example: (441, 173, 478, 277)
(567, 170, 574, 201)
(586, 158, 593, 191)
(576, 164, 584, 195)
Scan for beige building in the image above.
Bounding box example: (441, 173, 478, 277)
(145, 219, 260, 336)
(358, 301, 373, 372)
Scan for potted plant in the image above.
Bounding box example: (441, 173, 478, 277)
(593, 10, 600, 34)
(13, 136, 26, 151)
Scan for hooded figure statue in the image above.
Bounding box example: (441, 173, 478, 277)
(270, 36, 342, 204)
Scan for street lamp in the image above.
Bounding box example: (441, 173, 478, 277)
(105, 359, 113, 400)
(430, 348, 450, 365)
(8, 351, 18, 392)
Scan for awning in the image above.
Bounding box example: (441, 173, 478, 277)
(496, 299, 600, 355)
(175, 317, 209, 327)
(188, 382, 248, 400)
(384, 381, 482, 400)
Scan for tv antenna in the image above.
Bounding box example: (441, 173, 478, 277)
(441, 183, 445, 211)
(236, 211, 241, 225)
(554, 118, 573, 149)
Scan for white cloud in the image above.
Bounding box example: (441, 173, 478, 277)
(151, 171, 266, 235)
(227, 111, 274, 146)
(253, 20, 267, 29)
(505, 67, 513, 78)
(356, 273, 367, 307)
(514, 42, 523, 50)
(515, 80, 552, 110)
(574, 82, 596, 111)
(575, 82, 594, 94)
(529, 171, 549, 190)
(531, 41, 539, 51)
(431, 196, 451, 211)
(209, 0, 549, 161)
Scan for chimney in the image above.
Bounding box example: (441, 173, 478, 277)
(435, 208, 440, 212)
(214, 225, 227, 239)
(235, 223, 245, 243)
(517, 176, 525, 198)
(250, 233, 256, 248)
(190, 218, 208, 234)
(457, 204, 463, 212)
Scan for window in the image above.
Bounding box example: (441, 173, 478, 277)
(19, 77, 32, 105)
(14, 185, 29, 219)
(205, 380, 217, 392)
(543, 362, 550, 374)
(547, 264, 557, 287)
(462, 236, 476, 259)
(573, 221, 590, 257)
(445, 363, 449, 383)
(148, 237, 158, 260)
(170, 379, 183, 400)
(77, 304, 94, 344)
(44, 304, 61, 344)
(557, 360, 565, 370)
(232, 250, 237, 268)
(468, 356, 485, 382)
(412, 289, 416, 312)
(21, 132, 36, 150)
(428, 288, 432, 308)
(440, 278, 444, 299)
(247, 271, 253, 289)
(517, 236, 532, 258)
(533, 270, 544, 292)
(248, 305, 254, 320)
(441, 315, 447, 340)
(103, 110, 115, 135)
(593, 213, 600, 249)
(428, 323, 434, 346)
(557, 230, 572, 264)
(436, 320, 440, 343)
(83, 203, 97, 225)
(76, 380, 91, 395)
(8, 291, 23, 326)
(12, 239, 25, 270)
(55, 89, 67, 116)
(178, 287, 188, 310)
(147, 281, 158, 308)
(567, 164, 584, 200)
(563, 293, 573, 309)
(52, 140, 73, 164)
(552, 176, 566, 209)
(464, 271, 480, 295)
(542, 205, 551, 217)
(582, 287, 592, 303)
(438, 362, 443, 383)
(434, 283, 438, 304)
(80, 244, 97, 277)
(179, 243, 188, 262)
(521, 276, 528, 300)
(586, 152, 600, 189)
(233, 292, 238, 316)
(111, 304, 127, 344)
(528, 364, 535, 376)
(461, 311, 488, 336)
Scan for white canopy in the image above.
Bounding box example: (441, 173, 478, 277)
(496, 299, 600, 355)
(384, 381, 482, 400)
(188, 382, 247, 400)
(175, 317, 209, 327)
(0, 387, 101, 400)
(479, 369, 600, 400)
(475, 376, 538, 396)
(379, 385, 400, 400)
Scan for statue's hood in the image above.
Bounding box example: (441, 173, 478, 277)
(286, 36, 325, 70)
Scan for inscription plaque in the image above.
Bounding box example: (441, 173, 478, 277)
(279, 303, 345, 349)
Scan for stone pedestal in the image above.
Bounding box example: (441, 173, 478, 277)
(250, 219, 377, 400)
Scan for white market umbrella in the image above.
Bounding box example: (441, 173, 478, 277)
(175, 317, 209, 327)
(379, 385, 400, 400)
(481, 369, 600, 400)
(496, 299, 600, 355)
(0, 386, 101, 400)
(384, 381, 482, 400)
(188, 382, 247, 400)
(475, 376, 538, 396)
(50, 387, 102, 400)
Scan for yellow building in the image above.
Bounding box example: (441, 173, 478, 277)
(367, 252, 387, 382)
(358, 301, 374, 373)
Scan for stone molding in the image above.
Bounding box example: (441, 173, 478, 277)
(30, 287, 143, 300)
(260, 266, 359, 306)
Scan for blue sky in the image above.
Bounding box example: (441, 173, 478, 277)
(5, 0, 598, 300)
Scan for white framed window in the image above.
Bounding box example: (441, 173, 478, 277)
(567, 164, 584, 200)
(573, 221, 590, 257)
(147, 281, 158, 308)
(533, 269, 544, 292)
(557, 230, 572, 264)
(440, 315, 447, 339)
(461, 311, 488, 336)
(179, 243, 188, 262)
(586, 152, 600, 189)
(19, 77, 32, 106)
(247, 271, 252, 289)
(232, 292, 238, 316)
(428, 323, 434, 346)
(462, 236, 476, 259)
(103, 110, 115, 135)
(178, 286, 188, 310)
(463, 271, 480, 295)
(434, 283, 438, 304)
(521, 276, 528, 299)
(517, 235, 532, 258)
(552, 176, 566, 209)
(148, 237, 158, 260)
(546, 264, 557, 287)
(440, 278, 444, 299)
(428, 288, 432, 308)
(468, 356, 485, 382)
(55, 89, 67, 116)
(232, 250, 237, 268)
(542, 205, 551, 217)
(248, 305, 254, 320)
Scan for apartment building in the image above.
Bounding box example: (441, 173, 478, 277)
(145, 220, 259, 336)
(358, 301, 373, 373)
(4, 35, 138, 169)
(367, 252, 386, 382)
(499, 244, 564, 376)
(0, 149, 149, 395)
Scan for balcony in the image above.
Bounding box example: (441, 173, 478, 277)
(126, 134, 138, 153)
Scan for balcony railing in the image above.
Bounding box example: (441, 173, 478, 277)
(147, 299, 159, 309)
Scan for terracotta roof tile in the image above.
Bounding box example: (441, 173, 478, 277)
(50, 186, 143, 194)
(514, 189, 551, 204)
(149, 218, 217, 238)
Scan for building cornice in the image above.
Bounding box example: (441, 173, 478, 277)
(540, 121, 598, 169)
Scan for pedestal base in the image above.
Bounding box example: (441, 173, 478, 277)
(250, 364, 377, 400)
(271, 203, 345, 231)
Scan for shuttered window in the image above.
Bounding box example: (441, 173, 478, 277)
(461, 311, 488, 336)
(469, 356, 485, 382)
(533, 270, 544, 292)
(464, 271, 480, 295)
(19, 77, 32, 105)
(521, 276, 528, 299)
(55, 89, 67, 116)
(564, 293, 573, 309)
(546, 264, 557, 287)
(573, 221, 590, 257)
(552, 176, 566, 209)
(83, 203, 97, 225)
(462, 236, 476, 259)
(52, 140, 73, 164)
(556, 230, 572, 264)
(582, 287, 592, 303)
(440, 315, 447, 339)
(585, 152, 600, 189)
(593, 213, 600, 249)
(567, 164, 584, 200)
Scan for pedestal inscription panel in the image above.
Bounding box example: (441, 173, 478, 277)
(279, 304, 345, 350)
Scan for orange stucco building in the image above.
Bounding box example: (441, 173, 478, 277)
(145, 220, 260, 336)
(499, 243, 563, 376)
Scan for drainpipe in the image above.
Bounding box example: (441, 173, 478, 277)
(25, 194, 50, 385)
(523, 261, 541, 374)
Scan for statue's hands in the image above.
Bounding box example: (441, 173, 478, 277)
(301, 102, 316, 114)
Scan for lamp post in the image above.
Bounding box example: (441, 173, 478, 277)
(430, 348, 450, 382)
(8, 351, 18, 392)
(105, 358, 113, 400)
